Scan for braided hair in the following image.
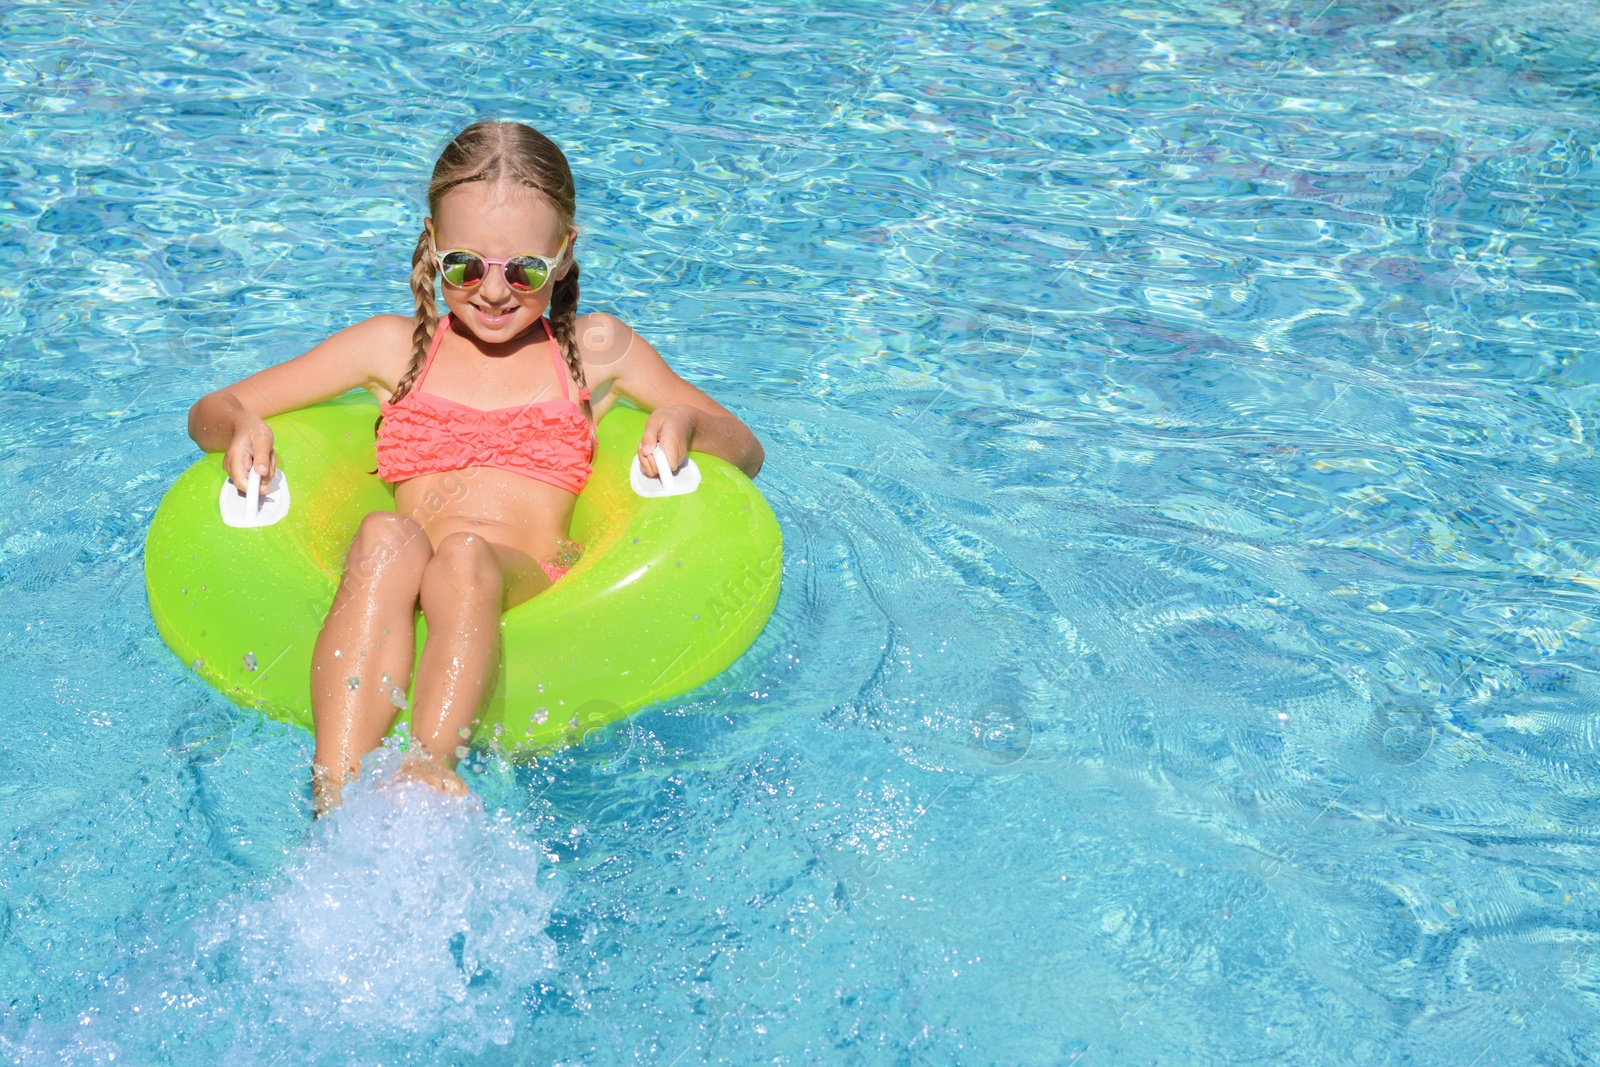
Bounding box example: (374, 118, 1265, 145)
(395, 226, 441, 411)
(374, 121, 588, 442)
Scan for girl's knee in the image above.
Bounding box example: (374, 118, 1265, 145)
(420, 532, 501, 604)
(346, 511, 430, 577)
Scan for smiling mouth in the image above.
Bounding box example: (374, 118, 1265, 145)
(471, 303, 518, 320)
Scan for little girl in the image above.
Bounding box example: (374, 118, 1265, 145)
(187, 122, 764, 814)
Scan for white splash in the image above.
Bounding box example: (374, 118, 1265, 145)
(3, 743, 560, 1064)
(196, 744, 559, 1054)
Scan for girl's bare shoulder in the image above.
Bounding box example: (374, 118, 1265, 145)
(573, 310, 625, 346)
(574, 311, 644, 380)
(353, 313, 419, 350)
(354, 313, 424, 393)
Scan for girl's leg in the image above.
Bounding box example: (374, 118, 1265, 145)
(310, 511, 432, 813)
(406, 531, 549, 785)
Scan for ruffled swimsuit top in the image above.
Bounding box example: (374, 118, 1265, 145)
(375, 315, 595, 494)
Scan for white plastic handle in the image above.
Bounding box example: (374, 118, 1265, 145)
(246, 468, 261, 522)
(220, 467, 291, 527)
(653, 446, 676, 492)
(629, 446, 701, 498)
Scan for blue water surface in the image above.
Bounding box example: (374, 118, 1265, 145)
(5, 0, 1600, 1062)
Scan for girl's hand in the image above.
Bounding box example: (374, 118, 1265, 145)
(638, 405, 695, 479)
(224, 414, 276, 493)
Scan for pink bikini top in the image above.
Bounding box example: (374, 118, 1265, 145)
(375, 315, 595, 494)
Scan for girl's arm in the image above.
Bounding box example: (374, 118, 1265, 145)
(189, 314, 410, 491)
(578, 313, 764, 480)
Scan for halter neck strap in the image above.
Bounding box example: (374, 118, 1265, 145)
(414, 313, 451, 391)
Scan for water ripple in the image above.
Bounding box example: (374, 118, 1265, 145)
(6, 0, 1600, 1061)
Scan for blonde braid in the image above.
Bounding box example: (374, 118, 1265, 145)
(547, 258, 589, 420)
(372, 227, 440, 441)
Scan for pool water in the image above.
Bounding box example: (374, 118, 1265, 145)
(5, 0, 1600, 1062)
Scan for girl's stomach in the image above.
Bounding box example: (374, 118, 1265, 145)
(392, 465, 578, 560)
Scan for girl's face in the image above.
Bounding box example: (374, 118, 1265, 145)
(427, 181, 574, 345)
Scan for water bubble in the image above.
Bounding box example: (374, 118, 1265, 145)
(333, 649, 343, 658)
(381, 673, 391, 685)
(533, 707, 548, 725)
(388, 687, 409, 710)
(346, 677, 360, 691)
(242, 651, 257, 672)
(458, 726, 472, 740)
(455, 745, 469, 760)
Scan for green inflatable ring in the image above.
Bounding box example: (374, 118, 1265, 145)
(144, 391, 782, 753)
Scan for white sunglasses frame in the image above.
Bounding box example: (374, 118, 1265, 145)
(431, 232, 574, 292)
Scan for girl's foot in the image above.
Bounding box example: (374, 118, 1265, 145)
(311, 762, 355, 818)
(394, 752, 469, 798)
